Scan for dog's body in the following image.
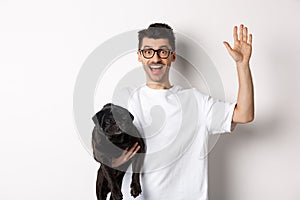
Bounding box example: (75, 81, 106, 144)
(92, 103, 146, 200)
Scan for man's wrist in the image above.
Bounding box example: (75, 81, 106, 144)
(236, 61, 250, 69)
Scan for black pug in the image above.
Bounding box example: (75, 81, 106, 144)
(92, 103, 146, 200)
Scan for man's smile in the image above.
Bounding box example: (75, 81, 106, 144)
(149, 65, 163, 69)
(149, 65, 164, 74)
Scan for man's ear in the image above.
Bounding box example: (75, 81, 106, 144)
(137, 51, 142, 62)
(171, 51, 176, 62)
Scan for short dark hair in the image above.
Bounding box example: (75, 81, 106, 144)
(138, 23, 176, 50)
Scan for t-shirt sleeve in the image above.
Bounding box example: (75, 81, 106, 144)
(201, 92, 236, 134)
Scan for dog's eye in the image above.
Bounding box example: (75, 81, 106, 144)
(104, 119, 111, 125)
(104, 118, 116, 125)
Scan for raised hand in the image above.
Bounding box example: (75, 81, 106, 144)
(223, 24, 252, 65)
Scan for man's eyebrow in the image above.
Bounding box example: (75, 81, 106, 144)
(159, 45, 169, 49)
(142, 45, 170, 49)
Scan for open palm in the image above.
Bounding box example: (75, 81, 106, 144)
(224, 24, 252, 64)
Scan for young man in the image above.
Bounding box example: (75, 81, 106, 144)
(113, 23, 254, 200)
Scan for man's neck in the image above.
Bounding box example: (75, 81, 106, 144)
(146, 82, 172, 90)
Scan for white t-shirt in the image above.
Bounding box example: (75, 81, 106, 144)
(120, 84, 236, 200)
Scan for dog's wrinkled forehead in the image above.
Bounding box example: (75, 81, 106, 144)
(108, 104, 134, 120)
(92, 103, 134, 129)
(110, 105, 134, 122)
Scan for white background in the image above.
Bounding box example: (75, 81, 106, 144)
(1, 0, 300, 199)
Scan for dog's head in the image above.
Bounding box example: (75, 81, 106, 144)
(92, 103, 134, 140)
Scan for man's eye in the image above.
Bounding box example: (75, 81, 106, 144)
(160, 50, 168, 55)
(144, 50, 153, 55)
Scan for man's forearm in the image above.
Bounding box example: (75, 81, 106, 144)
(232, 62, 254, 123)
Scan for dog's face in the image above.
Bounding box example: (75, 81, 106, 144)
(93, 103, 134, 142)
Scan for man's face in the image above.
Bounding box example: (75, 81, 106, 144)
(137, 37, 176, 87)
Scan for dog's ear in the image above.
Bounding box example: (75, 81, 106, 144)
(92, 103, 113, 128)
(113, 104, 134, 121)
(92, 111, 104, 128)
(103, 103, 113, 109)
(129, 111, 134, 121)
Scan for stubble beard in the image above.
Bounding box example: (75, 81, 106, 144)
(144, 64, 171, 87)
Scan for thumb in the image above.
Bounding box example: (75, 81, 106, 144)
(223, 41, 233, 53)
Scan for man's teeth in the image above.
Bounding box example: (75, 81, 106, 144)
(150, 65, 163, 69)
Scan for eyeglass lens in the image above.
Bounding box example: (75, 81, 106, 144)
(141, 49, 171, 59)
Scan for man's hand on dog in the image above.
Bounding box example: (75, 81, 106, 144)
(111, 142, 141, 168)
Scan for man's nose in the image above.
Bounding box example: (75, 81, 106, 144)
(151, 52, 161, 63)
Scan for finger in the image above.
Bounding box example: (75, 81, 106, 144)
(126, 144, 140, 159)
(248, 34, 253, 45)
(128, 146, 141, 159)
(239, 24, 244, 41)
(224, 41, 240, 61)
(123, 147, 129, 155)
(130, 142, 139, 151)
(233, 26, 238, 42)
(133, 145, 140, 153)
(125, 142, 138, 155)
(223, 41, 233, 53)
(243, 26, 248, 42)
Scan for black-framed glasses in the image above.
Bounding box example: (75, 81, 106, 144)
(139, 48, 173, 59)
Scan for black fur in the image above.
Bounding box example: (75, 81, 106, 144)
(92, 103, 146, 200)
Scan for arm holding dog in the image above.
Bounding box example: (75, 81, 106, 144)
(112, 142, 141, 167)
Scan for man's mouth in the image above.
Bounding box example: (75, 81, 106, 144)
(149, 65, 163, 69)
(149, 65, 163, 73)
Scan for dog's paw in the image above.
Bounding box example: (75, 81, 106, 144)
(130, 183, 142, 198)
(111, 190, 123, 200)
